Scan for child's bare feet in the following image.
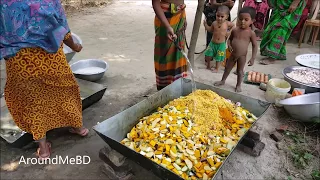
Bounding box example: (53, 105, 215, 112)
(211, 68, 219, 73)
(214, 81, 225, 86)
(235, 85, 242, 92)
(205, 61, 212, 70)
(205, 56, 212, 70)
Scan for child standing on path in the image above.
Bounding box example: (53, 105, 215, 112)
(203, 5, 234, 73)
(214, 7, 257, 92)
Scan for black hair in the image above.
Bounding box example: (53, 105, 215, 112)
(217, 5, 230, 15)
(239, 6, 256, 19)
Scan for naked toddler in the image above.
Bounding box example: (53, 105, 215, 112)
(214, 6, 257, 92)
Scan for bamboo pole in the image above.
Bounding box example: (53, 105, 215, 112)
(187, 0, 205, 67)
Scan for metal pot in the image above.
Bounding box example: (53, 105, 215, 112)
(70, 59, 109, 82)
(279, 92, 320, 122)
(282, 66, 320, 94)
(93, 78, 271, 180)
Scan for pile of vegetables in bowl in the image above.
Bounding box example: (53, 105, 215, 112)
(121, 90, 258, 180)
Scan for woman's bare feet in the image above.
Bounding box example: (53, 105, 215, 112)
(69, 127, 89, 137)
(211, 68, 219, 73)
(259, 58, 276, 65)
(214, 81, 225, 86)
(235, 85, 242, 92)
(37, 141, 51, 160)
(205, 59, 212, 70)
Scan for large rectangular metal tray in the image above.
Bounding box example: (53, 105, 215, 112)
(93, 78, 270, 180)
(0, 78, 107, 148)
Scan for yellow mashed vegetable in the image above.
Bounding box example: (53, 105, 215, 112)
(121, 90, 257, 180)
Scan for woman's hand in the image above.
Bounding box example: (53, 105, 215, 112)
(72, 43, 83, 52)
(225, 0, 235, 8)
(288, 0, 299, 13)
(166, 27, 177, 41)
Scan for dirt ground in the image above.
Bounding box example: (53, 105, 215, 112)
(0, 1, 319, 180)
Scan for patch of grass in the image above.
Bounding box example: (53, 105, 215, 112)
(285, 131, 305, 144)
(284, 131, 313, 169)
(310, 117, 320, 124)
(288, 146, 313, 168)
(311, 170, 320, 180)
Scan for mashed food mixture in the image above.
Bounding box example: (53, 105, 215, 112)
(121, 90, 258, 180)
(286, 68, 320, 86)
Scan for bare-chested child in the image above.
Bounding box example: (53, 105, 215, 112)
(214, 6, 257, 92)
(203, 5, 234, 73)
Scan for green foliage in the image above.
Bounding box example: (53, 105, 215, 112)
(311, 170, 320, 180)
(285, 131, 305, 144)
(285, 130, 313, 169)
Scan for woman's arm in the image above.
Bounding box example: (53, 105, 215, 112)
(210, 0, 234, 8)
(152, 0, 170, 29)
(63, 33, 82, 52)
(225, 0, 235, 9)
(152, 0, 176, 40)
(288, 0, 305, 13)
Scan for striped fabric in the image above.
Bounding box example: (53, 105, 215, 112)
(154, 3, 188, 90)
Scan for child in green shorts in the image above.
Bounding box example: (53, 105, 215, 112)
(203, 5, 234, 73)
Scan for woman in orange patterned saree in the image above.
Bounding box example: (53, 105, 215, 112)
(0, 0, 89, 159)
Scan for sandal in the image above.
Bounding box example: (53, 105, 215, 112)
(36, 142, 51, 160)
(69, 127, 89, 137)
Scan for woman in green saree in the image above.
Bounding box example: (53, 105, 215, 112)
(259, 0, 306, 65)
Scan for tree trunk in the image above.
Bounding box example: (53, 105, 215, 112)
(187, 0, 205, 67)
